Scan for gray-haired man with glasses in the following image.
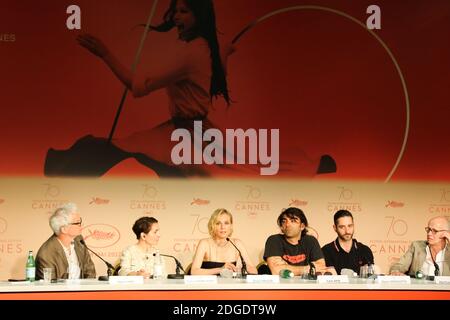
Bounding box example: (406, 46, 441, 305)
(35, 203, 96, 280)
(389, 216, 449, 277)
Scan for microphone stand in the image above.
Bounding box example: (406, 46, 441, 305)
(79, 239, 114, 281)
(154, 253, 185, 279)
(427, 242, 440, 278)
(226, 238, 248, 278)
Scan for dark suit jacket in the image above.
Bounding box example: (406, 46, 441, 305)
(35, 234, 96, 280)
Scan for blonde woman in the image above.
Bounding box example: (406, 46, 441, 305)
(191, 208, 257, 275)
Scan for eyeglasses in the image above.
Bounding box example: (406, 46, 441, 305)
(68, 218, 82, 226)
(425, 227, 448, 234)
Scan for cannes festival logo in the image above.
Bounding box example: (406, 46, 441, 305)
(440, 189, 450, 202)
(44, 184, 60, 198)
(191, 198, 210, 206)
(385, 200, 405, 208)
(89, 197, 110, 205)
(142, 185, 158, 198)
(327, 186, 362, 212)
(234, 185, 270, 217)
(82, 224, 120, 248)
(367, 216, 409, 257)
(32, 184, 67, 211)
(428, 189, 450, 214)
(289, 198, 308, 207)
(130, 185, 166, 212)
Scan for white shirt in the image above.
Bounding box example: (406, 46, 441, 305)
(422, 244, 446, 276)
(58, 240, 81, 279)
(119, 244, 166, 277)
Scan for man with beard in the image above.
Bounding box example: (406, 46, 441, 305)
(263, 207, 327, 276)
(322, 210, 374, 275)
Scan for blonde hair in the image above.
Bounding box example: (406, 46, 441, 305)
(208, 208, 233, 237)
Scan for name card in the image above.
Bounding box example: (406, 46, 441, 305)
(375, 275, 411, 284)
(435, 276, 450, 284)
(245, 275, 280, 283)
(317, 275, 349, 283)
(9, 280, 31, 285)
(108, 276, 144, 285)
(184, 275, 218, 284)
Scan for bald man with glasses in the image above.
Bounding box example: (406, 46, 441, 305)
(35, 203, 96, 280)
(389, 216, 450, 277)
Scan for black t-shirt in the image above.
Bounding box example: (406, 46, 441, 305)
(321, 238, 374, 275)
(263, 234, 324, 266)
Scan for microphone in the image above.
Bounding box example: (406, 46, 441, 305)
(79, 239, 114, 281)
(432, 262, 440, 277)
(427, 242, 440, 277)
(226, 238, 248, 278)
(153, 253, 185, 279)
(308, 262, 317, 280)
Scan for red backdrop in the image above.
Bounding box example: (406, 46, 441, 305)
(1, 0, 449, 181)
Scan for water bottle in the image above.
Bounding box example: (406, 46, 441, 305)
(153, 250, 163, 279)
(367, 263, 374, 278)
(279, 269, 294, 279)
(415, 270, 425, 279)
(25, 250, 36, 282)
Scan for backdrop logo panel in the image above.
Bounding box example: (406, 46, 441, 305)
(82, 223, 121, 248)
(327, 186, 362, 213)
(43, 184, 60, 198)
(31, 184, 68, 213)
(172, 213, 210, 254)
(0, 240, 23, 255)
(189, 213, 209, 236)
(0, 217, 24, 258)
(191, 198, 210, 206)
(288, 198, 308, 207)
(89, 197, 110, 205)
(385, 200, 405, 208)
(129, 184, 166, 215)
(368, 216, 409, 269)
(234, 185, 270, 218)
(428, 189, 450, 214)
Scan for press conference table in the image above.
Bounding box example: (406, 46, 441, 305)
(1, 277, 449, 300)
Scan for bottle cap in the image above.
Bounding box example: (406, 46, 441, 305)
(279, 269, 294, 278)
